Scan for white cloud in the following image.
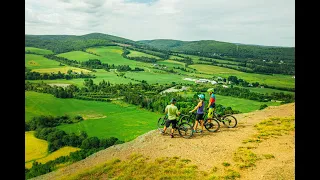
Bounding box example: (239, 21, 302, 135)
(25, 0, 295, 47)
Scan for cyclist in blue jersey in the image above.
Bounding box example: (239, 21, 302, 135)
(189, 94, 205, 133)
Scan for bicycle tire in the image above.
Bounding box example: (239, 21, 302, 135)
(222, 115, 237, 128)
(178, 122, 194, 139)
(157, 116, 166, 132)
(204, 118, 220, 132)
(182, 115, 194, 124)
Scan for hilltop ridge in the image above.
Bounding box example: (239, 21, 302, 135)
(31, 103, 295, 180)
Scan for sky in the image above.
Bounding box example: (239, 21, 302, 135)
(25, 0, 295, 47)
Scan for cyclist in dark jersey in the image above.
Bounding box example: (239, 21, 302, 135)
(189, 94, 205, 133)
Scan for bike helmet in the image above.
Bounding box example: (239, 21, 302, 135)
(198, 94, 205, 99)
(170, 98, 177, 103)
(207, 88, 214, 93)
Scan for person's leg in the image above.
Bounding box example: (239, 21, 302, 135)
(194, 114, 200, 132)
(194, 120, 198, 131)
(162, 119, 170, 133)
(207, 108, 213, 123)
(200, 120, 204, 131)
(171, 120, 177, 137)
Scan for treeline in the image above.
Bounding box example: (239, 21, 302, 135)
(80, 59, 144, 72)
(214, 86, 294, 103)
(25, 69, 95, 80)
(121, 48, 159, 63)
(25, 115, 83, 131)
(197, 57, 294, 75)
(126, 46, 169, 59)
(25, 34, 124, 54)
(25, 114, 123, 179)
(25, 81, 76, 98)
(226, 75, 295, 92)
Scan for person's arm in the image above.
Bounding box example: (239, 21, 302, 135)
(190, 102, 201, 113)
(207, 100, 212, 109)
(164, 106, 168, 114)
(176, 107, 180, 116)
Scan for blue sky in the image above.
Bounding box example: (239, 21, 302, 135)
(25, 0, 295, 47)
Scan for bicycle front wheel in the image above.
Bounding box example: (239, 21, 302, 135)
(204, 118, 220, 132)
(222, 115, 237, 128)
(178, 123, 194, 139)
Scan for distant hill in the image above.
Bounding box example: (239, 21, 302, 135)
(25, 33, 295, 63)
(139, 39, 295, 62)
(25, 33, 142, 54)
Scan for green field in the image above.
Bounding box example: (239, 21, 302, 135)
(32, 66, 92, 74)
(127, 50, 161, 59)
(169, 55, 184, 60)
(26, 69, 139, 87)
(123, 71, 195, 84)
(235, 86, 295, 95)
(178, 92, 281, 113)
(25, 54, 61, 69)
(26, 91, 160, 141)
(56, 51, 100, 62)
(86, 46, 151, 68)
(25, 47, 54, 55)
(189, 64, 294, 88)
(157, 60, 186, 69)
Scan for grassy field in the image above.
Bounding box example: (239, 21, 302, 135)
(26, 91, 161, 141)
(127, 50, 161, 59)
(234, 85, 295, 95)
(25, 54, 62, 69)
(32, 66, 92, 74)
(157, 60, 186, 69)
(169, 55, 184, 60)
(123, 71, 195, 84)
(25, 131, 48, 162)
(56, 51, 100, 62)
(25, 146, 81, 169)
(189, 64, 294, 88)
(25, 47, 54, 55)
(178, 92, 281, 113)
(25, 69, 138, 87)
(85, 46, 151, 68)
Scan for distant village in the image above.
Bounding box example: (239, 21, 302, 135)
(183, 77, 229, 88)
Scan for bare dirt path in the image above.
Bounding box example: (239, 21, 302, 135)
(32, 103, 295, 180)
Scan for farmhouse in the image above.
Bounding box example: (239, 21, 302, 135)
(183, 78, 197, 82)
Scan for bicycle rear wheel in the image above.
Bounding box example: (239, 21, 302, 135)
(178, 122, 194, 139)
(222, 115, 237, 128)
(157, 116, 166, 132)
(204, 118, 220, 132)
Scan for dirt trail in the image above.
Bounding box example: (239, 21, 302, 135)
(32, 103, 295, 180)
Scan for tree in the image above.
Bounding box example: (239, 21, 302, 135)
(81, 137, 100, 149)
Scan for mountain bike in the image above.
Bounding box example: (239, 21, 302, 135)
(207, 108, 238, 128)
(179, 112, 220, 133)
(157, 114, 194, 138)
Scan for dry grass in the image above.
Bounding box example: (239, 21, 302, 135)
(25, 131, 48, 163)
(31, 67, 91, 74)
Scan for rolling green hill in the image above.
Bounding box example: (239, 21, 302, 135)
(139, 39, 295, 63)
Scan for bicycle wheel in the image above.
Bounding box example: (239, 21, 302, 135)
(180, 114, 191, 124)
(157, 116, 166, 132)
(204, 118, 220, 132)
(178, 122, 194, 139)
(222, 115, 237, 128)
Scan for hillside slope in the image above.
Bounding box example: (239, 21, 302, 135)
(31, 103, 295, 180)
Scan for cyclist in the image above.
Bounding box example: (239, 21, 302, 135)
(189, 94, 205, 133)
(161, 98, 181, 138)
(206, 88, 216, 123)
